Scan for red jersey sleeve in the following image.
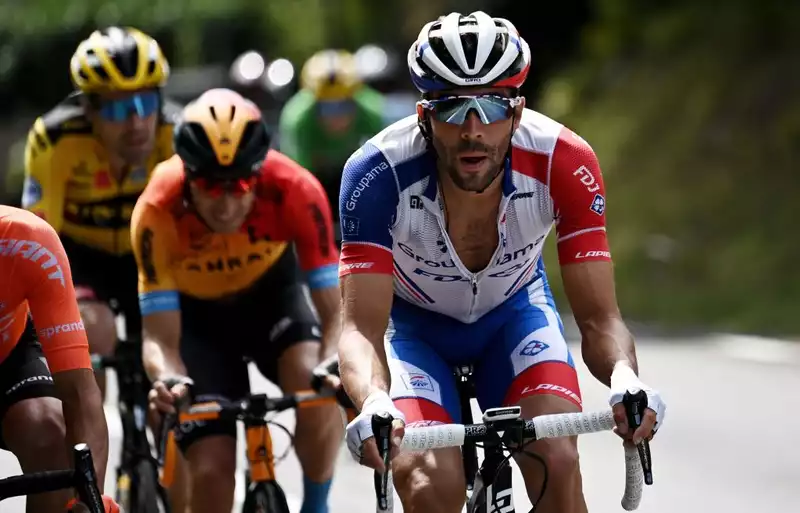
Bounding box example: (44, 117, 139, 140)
(285, 169, 340, 290)
(549, 127, 612, 265)
(20, 216, 91, 373)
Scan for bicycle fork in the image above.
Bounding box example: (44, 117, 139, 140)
(245, 420, 275, 484)
(242, 419, 291, 513)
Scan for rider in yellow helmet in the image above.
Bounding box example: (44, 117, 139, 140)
(278, 50, 387, 240)
(19, 26, 188, 512)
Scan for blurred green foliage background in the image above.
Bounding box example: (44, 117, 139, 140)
(1, 0, 797, 335)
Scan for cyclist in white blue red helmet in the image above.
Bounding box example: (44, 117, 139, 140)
(338, 10, 666, 512)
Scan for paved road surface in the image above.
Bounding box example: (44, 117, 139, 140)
(1, 334, 798, 512)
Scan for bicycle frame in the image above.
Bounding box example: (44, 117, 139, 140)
(0, 444, 105, 513)
(95, 337, 171, 512)
(455, 364, 515, 513)
(160, 390, 338, 512)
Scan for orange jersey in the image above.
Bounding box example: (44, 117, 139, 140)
(131, 150, 339, 315)
(0, 206, 91, 372)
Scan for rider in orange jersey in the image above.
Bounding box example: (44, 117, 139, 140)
(0, 205, 117, 512)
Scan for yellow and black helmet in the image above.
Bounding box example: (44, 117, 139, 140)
(300, 49, 362, 101)
(70, 26, 170, 93)
(174, 89, 271, 179)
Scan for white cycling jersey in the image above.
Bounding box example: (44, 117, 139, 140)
(338, 108, 612, 323)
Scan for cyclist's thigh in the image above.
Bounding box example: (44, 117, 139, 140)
(386, 320, 461, 426)
(248, 283, 322, 387)
(176, 315, 249, 453)
(386, 319, 466, 504)
(0, 318, 58, 451)
(473, 285, 582, 411)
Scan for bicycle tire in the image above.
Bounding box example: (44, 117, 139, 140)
(242, 481, 290, 513)
(118, 459, 166, 513)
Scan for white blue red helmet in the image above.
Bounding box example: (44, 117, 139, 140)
(407, 11, 531, 94)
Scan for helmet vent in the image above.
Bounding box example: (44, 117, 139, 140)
(209, 106, 217, 120)
(229, 105, 237, 121)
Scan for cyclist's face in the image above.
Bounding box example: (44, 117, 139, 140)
(88, 90, 159, 167)
(316, 100, 356, 134)
(189, 180, 256, 234)
(427, 87, 524, 193)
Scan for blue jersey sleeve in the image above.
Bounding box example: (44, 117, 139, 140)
(339, 142, 397, 275)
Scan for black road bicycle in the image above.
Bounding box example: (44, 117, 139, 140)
(92, 335, 171, 513)
(371, 363, 653, 513)
(0, 444, 106, 513)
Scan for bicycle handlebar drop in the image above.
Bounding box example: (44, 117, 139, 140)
(371, 390, 653, 513)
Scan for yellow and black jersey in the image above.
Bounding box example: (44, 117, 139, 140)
(22, 93, 181, 255)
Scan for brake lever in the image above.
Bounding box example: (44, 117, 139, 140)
(622, 390, 654, 485)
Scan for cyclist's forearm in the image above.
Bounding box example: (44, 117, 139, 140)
(579, 315, 638, 387)
(55, 371, 109, 491)
(320, 314, 342, 360)
(142, 338, 186, 382)
(338, 328, 390, 409)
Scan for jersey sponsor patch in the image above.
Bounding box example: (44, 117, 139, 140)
(341, 215, 360, 237)
(0, 238, 65, 287)
(572, 165, 601, 193)
(308, 203, 332, 258)
(21, 177, 42, 207)
(590, 193, 605, 215)
(138, 228, 158, 284)
(38, 320, 85, 339)
(400, 372, 435, 392)
(519, 340, 549, 357)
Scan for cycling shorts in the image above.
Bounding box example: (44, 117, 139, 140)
(386, 276, 582, 427)
(175, 280, 322, 451)
(0, 317, 57, 449)
(61, 237, 141, 340)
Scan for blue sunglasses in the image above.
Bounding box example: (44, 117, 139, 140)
(316, 99, 356, 118)
(419, 94, 522, 125)
(98, 91, 160, 122)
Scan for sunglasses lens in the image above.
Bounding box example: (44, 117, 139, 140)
(194, 177, 256, 197)
(99, 91, 160, 122)
(429, 95, 514, 125)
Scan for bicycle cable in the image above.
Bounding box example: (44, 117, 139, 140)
(471, 437, 548, 513)
(264, 420, 294, 463)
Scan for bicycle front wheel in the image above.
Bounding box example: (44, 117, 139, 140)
(118, 459, 168, 513)
(242, 481, 290, 513)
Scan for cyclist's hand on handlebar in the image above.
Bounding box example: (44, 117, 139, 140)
(148, 375, 193, 416)
(312, 353, 342, 391)
(345, 391, 405, 472)
(609, 364, 666, 445)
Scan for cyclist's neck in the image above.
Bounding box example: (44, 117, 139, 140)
(437, 167, 504, 213)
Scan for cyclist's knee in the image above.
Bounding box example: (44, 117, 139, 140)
(525, 436, 581, 480)
(185, 436, 237, 487)
(3, 397, 67, 469)
(392, 450, 465, 513)
(516, 394, 582, 484)
(79, 300, 117, 355)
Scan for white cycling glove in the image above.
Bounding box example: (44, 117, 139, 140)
(345, 391, 406, 464)
(608, 364, 666, 433)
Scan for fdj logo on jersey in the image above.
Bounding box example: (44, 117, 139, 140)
(413, 268, 467, 282)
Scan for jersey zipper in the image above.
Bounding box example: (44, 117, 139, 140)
(430, 190, 514, 322)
